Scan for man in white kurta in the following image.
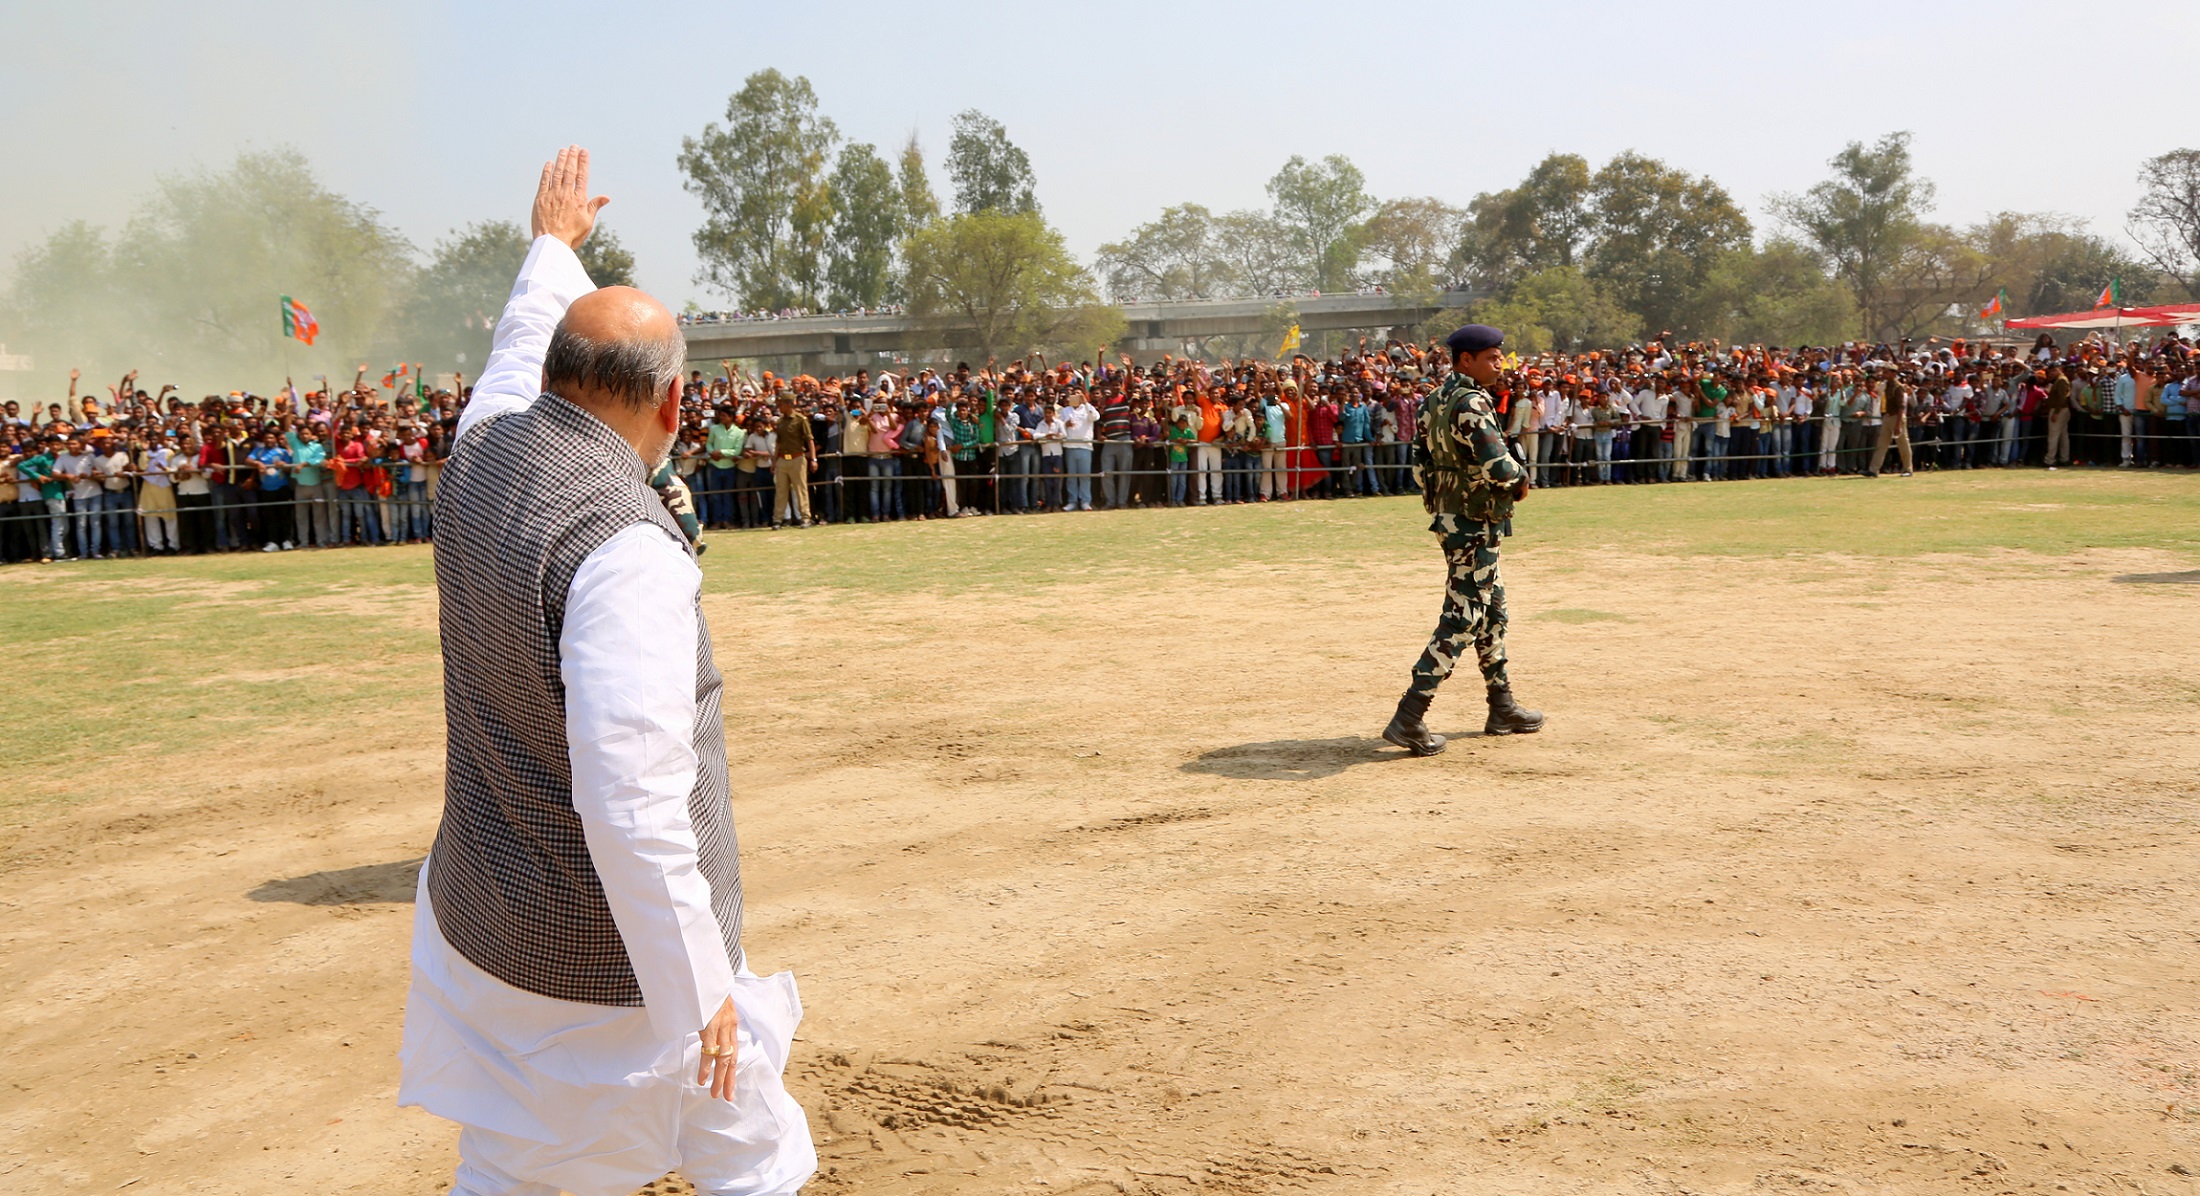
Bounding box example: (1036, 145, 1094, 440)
(398, 146, 813, 1196)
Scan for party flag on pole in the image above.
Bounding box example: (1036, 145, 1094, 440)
(382, 363, 411, 389)
(1278, 323, 1302, 357)
(280, 295, 319, 346)
(2094, 278, 2123, 308)
(1977, 288, 2005, 321)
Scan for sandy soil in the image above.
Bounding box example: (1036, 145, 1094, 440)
(5, 534, 2200, 1196)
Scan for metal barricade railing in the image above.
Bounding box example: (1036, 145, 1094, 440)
(4, 422, 2197, 560)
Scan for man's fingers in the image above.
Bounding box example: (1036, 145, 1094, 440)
(696, 1042, 729, 1100)
(589, 196, 610, 215)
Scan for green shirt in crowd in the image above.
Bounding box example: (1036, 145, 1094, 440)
(1167, 424, 1198, 463)
(706, 422, 745, 468)
(284, 430, 330, 487)
(17, 452, 61, 501)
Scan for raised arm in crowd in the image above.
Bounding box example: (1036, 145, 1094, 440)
(3, 326, 2194, 562)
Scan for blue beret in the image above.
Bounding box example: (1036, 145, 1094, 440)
(1445, 324, 1505, 356)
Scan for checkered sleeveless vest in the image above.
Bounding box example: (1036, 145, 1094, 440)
(426, 393, 741, 1005)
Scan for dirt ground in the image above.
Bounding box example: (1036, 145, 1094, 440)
(5, 530, 2200, 1195)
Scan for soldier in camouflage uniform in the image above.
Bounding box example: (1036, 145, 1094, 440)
(649, 457, 707, 555)
(1383, 324, 1545, 756)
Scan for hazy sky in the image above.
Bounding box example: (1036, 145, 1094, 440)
(8, 0, 2198, 309)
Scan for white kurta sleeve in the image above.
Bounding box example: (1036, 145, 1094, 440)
(560, 523, 737, 1043)
(456, 235, 599, 445)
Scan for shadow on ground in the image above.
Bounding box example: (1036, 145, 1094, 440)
(250, 857, 424, 905)
(1181, 736, 1417, 780)
(2112, 571, 2200, 584)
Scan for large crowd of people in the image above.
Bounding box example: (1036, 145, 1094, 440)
(5, 328, 2195, 563)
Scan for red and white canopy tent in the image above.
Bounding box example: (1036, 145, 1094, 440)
(2005, 302, 2200, 331)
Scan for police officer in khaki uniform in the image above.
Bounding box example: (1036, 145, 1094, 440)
(772, 393, 818, 526)
(1383, 324, 1545, 756)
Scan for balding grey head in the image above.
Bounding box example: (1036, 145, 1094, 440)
(543, 326, 684, 413)
(543, 285, 685, 412)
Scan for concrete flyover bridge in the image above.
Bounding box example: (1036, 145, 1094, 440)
(678, 288, 1482, 372)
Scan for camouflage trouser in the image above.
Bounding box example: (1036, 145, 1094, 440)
(1408, 523, 1508, 696)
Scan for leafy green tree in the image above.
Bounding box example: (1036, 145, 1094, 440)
(4, 221, 123, 391)
(1769, 132, 1936, 339)
(24, 148, 416, 391)
(947, 110, 1038, 216)
(1470, 266, 1632, 354)
(2017, 226, 2159, 314)
(1585, 151, 1751, 338)
(825, 143, 903, 309)
(1265, 154, 1371, 291)
(901, 210, 1121, 360)
(1961, 212, 2147, 318)
(400, 220, 526, 373)
(395, 219, 636, 371)
(2127, 148, 2200, 300)
(898, 133, 941, 230)
(1355, 196, 1465, 298)
(678, 68, 840, 310)
(1213, 210, 1302, 295)
(1691, 240, 1857, 346)
(1095, 203, 1240, 302)
(577, 226, 635, 288)
(1458, 153, 1593, 292)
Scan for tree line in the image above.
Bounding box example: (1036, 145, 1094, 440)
(1104, 131, 2200, 355)
(0, 148, 637, 397)
(11, 76, 2200, 394)
(691, 83, 2200, 357)
(676, 68, 1118, 361)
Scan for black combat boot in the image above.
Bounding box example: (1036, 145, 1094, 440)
(1483, 684, 1546, 735)
(1382, 690, 1448, 757)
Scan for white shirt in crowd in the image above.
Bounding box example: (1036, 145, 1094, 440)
(99, 448, 131, 491)
(56, 451, 101, 500)
(1060, 401, 1097, 446)
(1538, 389, 1569, 433)
(141, 447, 175, 489)
(1035, 415, 1067, 455)
(176, 451, 210, 497)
